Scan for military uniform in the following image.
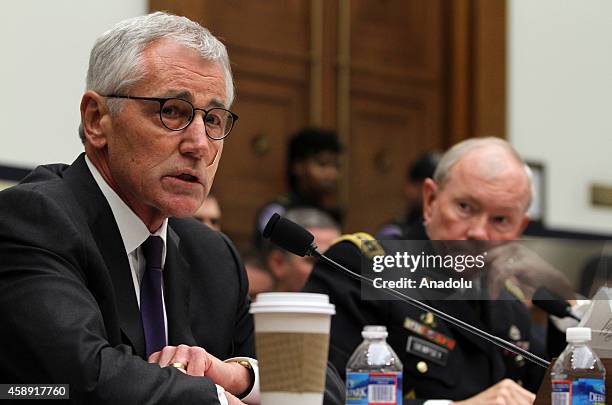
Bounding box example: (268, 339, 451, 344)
(303, 224, 546, 404)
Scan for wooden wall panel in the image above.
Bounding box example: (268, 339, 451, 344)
(346, 92, 434, 233)
(473, 0, 506, 138)
(342, 0, 447, 233)
(350, 0, 443, 80)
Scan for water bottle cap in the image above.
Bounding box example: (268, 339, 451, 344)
(362, 325, 388, 339)
(566, 327, 591, 342)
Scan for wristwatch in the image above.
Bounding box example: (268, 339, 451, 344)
(229, 359, 255, 399)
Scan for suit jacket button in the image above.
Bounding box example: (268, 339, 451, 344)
(416, 361, 428, 374)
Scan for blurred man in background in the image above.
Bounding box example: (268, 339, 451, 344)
(265, 208, 340, 292)
(193, 194, 222, 231)
(193, 194, 274, 297)
(377, 151, 441, 239)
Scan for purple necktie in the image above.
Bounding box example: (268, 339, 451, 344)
(140, 235, 166, 358)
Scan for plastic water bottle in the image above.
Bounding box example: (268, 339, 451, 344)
(346, 325, 403, 405)
(551, 327, 606, 405)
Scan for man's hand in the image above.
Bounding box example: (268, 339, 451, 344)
(148, 345, 251, 397)
(454, 379, 535, 405)
(486, 242, 574, 300)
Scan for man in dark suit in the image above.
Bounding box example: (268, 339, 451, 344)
(0, 12, 256, 404)
(305, 137, 570, 405)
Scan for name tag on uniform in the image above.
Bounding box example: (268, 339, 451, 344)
(403, 317, 456, 350)
(406, 336, 449, 366)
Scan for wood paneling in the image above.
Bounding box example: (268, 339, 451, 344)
(473, 0, 506, 138)
(350, 0, 443, 80)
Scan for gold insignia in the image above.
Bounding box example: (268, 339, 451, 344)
(416, 361, 428, 374)
(333, 232, 385, 259)
(505, 280, 526, 302)
(420, 312, 436, 327)
(405, 389, 416, 400)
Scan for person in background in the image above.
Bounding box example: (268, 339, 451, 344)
(254, 127, 343, 250)
(192, 195, 273, 297)
(0, 12, 257, 404)
(377, 151, 441, 239)
(304, 137, 574, 405)
(243, 252, 275, 298)
(193, 194, 222, 231)
(264, 208, 340, 292)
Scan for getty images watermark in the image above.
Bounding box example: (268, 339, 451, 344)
(371, 250, 487, 290)
(356, 239, 609, 301)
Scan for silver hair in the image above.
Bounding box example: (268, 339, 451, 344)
(78, 11, 234, 144)
(285, 208, 340, 231)
(432, 137, 534, 211)
(263, 207, 340, 257)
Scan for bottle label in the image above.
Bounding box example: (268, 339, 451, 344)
(552, 380, 572, 405)
(346, 372, 402, 405)
(552, 378, 605, 405)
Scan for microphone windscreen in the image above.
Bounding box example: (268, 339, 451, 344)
(262, 213, 315, 257)
(532, 287, 571, 318)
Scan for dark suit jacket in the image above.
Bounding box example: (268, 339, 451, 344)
(303, 225, 546, 404)
(0, 154, 254, 404)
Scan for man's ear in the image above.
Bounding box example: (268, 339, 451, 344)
(266, 250, 288, 281)
(422, 178, 438, 223)
(80, 91, 111, 149)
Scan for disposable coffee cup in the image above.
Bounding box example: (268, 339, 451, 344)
(250, 292, 335, 405)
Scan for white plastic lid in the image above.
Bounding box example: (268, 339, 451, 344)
(250, 292, 335, 315)
(362, 325, 388, 339)
(566, 327, 591, 342)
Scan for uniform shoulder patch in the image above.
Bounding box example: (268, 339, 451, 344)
(332, 232, 385, 259)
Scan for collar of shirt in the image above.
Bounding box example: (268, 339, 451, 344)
(84, 155, 168, 265)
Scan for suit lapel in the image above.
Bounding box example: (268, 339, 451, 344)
(164, 227, 196, 347)
(64, 154, 146, 358)
(93, 214, 147, 358)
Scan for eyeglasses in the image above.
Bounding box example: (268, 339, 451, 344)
(104, 95, 238, 140)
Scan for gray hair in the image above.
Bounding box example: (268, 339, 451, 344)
(433, 137, 534, 211)
(78, 11, 234, 144)
(285, 208, 341, 231)
(263, 208, 340, 257)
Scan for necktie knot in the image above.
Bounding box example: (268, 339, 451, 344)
(142, 235, 164, 270)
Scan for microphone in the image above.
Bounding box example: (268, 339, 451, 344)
(532, 287, 581, 321)
(263, 212, 316, 257)
(263, 213, 550, 369)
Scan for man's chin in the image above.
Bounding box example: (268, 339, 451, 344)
(160, 196, 205, 218)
